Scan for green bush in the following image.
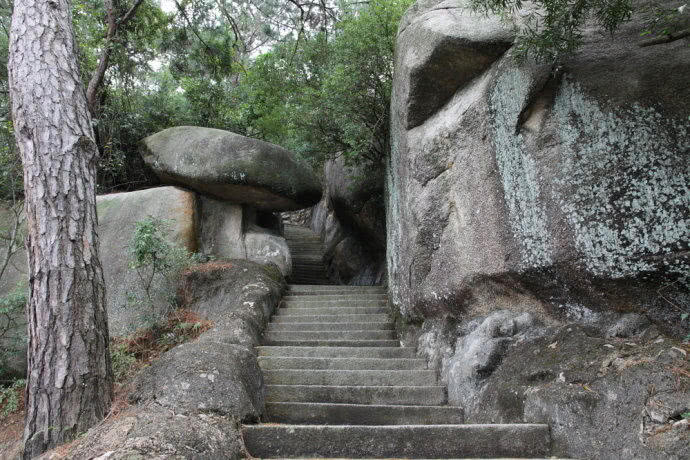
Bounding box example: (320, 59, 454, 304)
(110, 343, 137, 382)
(127, 217, 201, 325)
(0, 378, 25, 417)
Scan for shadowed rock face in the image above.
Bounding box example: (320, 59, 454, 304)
(396, 0, 513, 129)
(387, 0, 690, 330)
(140, 126, 322, 211)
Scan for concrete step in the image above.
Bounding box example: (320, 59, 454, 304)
(287, 285, 385, 293)
(288, 278, 332, 283)
(262, 339, 400, 347)
(271, 314, 390, 323)
(265, 402, 464, 425)
(257, 356, 427, 370)
(242, 424, 551, 459)
(289, 273, 329, 279)
(285, 290, 385, 295)
(264, 331, 396, 342)
(282, 300, 387, 308)
(276, 307, 387, 315)
(267, 322, 394, 331)
(289, 271, 329, 277)
(256, 346, 416, 358)
(282, 294, 387, 301)
(266, 384, 446, 405)
(263, 369, 437, 386)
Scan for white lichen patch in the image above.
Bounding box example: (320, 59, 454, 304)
(489, 66, 553, 269)
(552, 78, 690, 277)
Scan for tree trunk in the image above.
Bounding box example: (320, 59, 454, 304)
(8, 0, 113, 457)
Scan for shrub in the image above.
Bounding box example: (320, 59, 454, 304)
(127, 216, 202, 326)
(0, 378, 25, 417)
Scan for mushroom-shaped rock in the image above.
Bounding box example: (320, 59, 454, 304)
(140, 126, 322, 211)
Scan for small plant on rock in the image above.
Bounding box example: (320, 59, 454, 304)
(127, 216, 202, 326)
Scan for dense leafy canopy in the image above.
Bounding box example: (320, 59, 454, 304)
(0, 0, 680, 201)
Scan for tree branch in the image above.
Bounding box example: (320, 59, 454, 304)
(86, 0, 145, 116)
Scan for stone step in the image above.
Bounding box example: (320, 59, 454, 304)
(287, 285, 385, 292)
(265, 402, 464, 425)
(267, 322, 394, 331)
(282, 300, 387, 308)
(276, 307, 387, 315)
(264, 331, 396, 342)
(262, 339, 400, 347)
(263, 369, 436, 386)
(287, 279, 333, 285)
(289, 272, 329, 279)
(289, 270, 329, 277)
(284, 290, 385, 295)
(271, 314, 390, 323)
(266, 384, 446, 405)
(258, 356, 427, 370)
(242, 424, 551, 459)
(256, 346, 416, 358)
(282, 294, 388, 301)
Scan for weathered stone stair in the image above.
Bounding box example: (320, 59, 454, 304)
(284, 224, 332, 285)
(242, 282, 553, 458)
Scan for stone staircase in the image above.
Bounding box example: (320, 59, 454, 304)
(283, 224, 332, 285)
(242, 282, 553, 458)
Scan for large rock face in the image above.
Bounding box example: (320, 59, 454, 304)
(309, 157, 387, 285)
(389, 1, 690, 458)
(140, 126, 322, 211)
(97, 186, 198, 335)
(387, 0, 690, 327)
(199, 196, 292, 276)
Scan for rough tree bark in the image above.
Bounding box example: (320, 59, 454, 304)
(8, 0, 114, 457)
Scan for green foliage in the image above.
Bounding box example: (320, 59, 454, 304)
(470, 0, 634, 61)
(0, 122, 22, 202)
(230, 0, 413, 168)
(127, 217, 201, 325)
(0, 378, 25, 417)
(109, 343, 137, 382)
(0, 284, 27, 381)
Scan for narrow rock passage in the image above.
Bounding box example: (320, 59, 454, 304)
(242, 226, 553, 458)
(284, 224, 332, 285)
